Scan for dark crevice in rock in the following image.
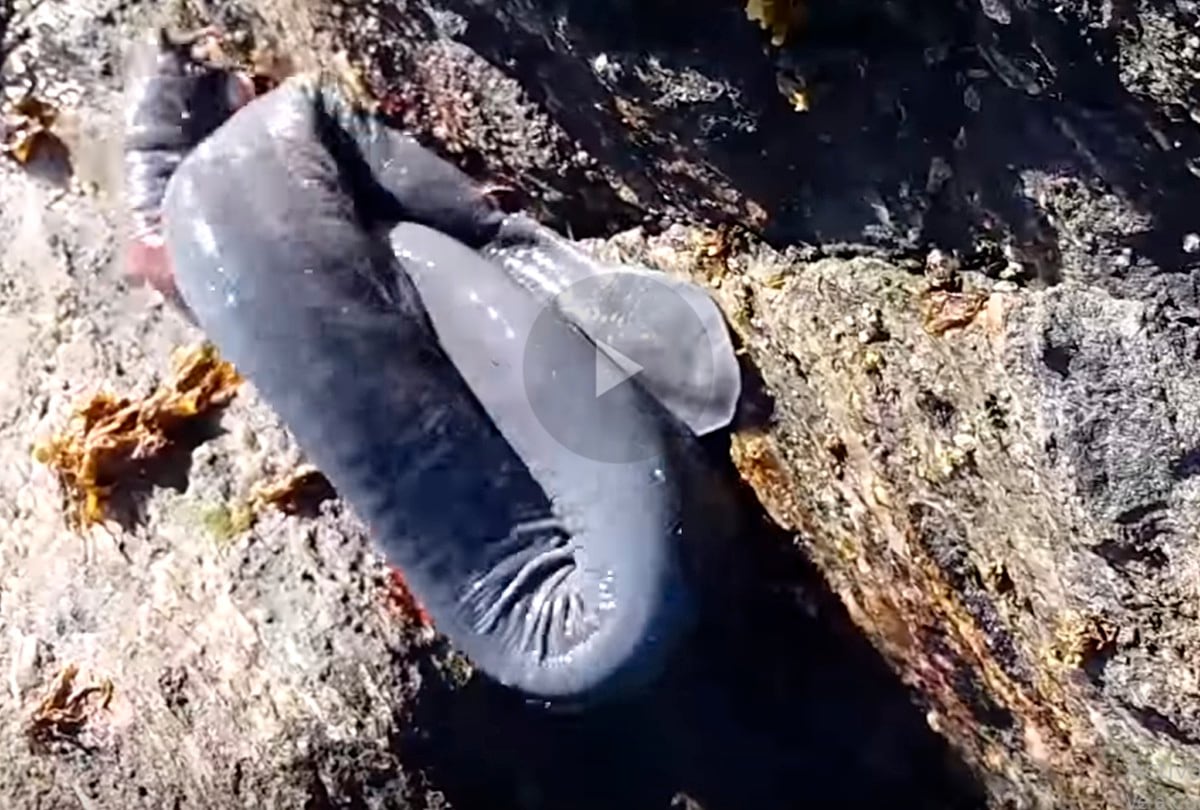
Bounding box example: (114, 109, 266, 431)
(918, 389, 959, 430)
(1091, 500, 1172, 573)
(1092, 536, 1169, 572)
(1113, 500, 1168, 525)
(910, 501, 1034, 687)
(405, 0, 1200, 299)
(1043, 338, 1076, 378)
(1122, 702, 1200, 746)
(303, 771, 334, 810)
(398, 466, 988, 810)
(953, 656, 1017, 730)
(1168, 446, 1200, 480)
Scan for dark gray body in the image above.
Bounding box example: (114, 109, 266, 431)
(123, 29, 248, 240)
(160, 79, 745, 702)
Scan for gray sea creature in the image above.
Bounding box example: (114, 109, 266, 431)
(123, 31, 742, 705)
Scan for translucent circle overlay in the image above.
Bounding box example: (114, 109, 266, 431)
(521, 271, 721, 463)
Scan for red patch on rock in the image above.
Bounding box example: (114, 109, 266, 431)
(385, 567, 433, 628)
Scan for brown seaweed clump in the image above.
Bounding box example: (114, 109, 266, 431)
(919, 289, 989, 335)
(249, 464, 337, 517)
(26, 663, 114, 748)
(34, 342, 242, 528)
(1, 92, 66, 165)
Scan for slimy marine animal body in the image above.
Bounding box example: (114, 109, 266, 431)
(122, 27, 254, 311)
(123, 31, 742, 705)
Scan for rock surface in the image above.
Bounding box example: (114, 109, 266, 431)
(0, 3, 439, 808)
(0, 2, 980, 809)
(4, 0, 1200, 807)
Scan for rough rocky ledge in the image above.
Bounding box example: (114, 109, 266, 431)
(4, 0, 1200, 808)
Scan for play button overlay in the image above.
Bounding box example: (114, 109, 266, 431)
(594, 339, 644, 397)
(522, 269, 729, 464)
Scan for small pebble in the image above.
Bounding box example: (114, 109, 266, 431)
(952, 432, 978, 450)
(999, 261, 1024, 280)
(963, 85, 981, 113)
(926, 157, 954, 195)
(8, 631, 43, 701)
(1184, 233, 1200, 254)
(925, 248, 960, 288)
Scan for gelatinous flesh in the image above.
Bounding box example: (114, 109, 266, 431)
(135, 63, 740, 701)
(161, 82, 714, 702)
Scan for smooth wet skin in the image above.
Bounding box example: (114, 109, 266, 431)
(483, 214, 741, 436)
(122, 28, 253, 309)
(137, 53, 741, 703)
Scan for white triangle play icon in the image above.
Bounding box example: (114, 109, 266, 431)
(595, 339, 644, 397)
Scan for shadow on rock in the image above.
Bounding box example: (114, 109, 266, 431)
(399, 459, 987, 810)
(427, 0, 1200, 304)
(104, 414, 228, 529)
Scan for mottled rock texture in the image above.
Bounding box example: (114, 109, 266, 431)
(4, 0, 1200, 807)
